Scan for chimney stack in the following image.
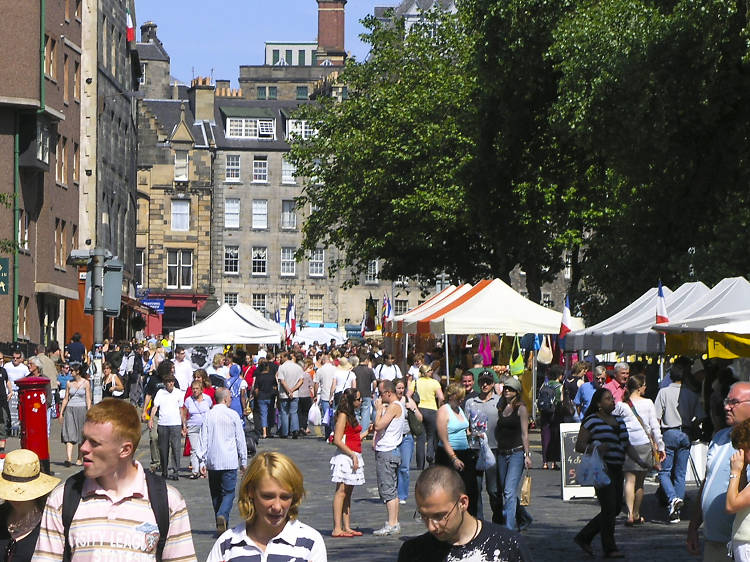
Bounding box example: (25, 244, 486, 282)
(140, 21, 159, 43)
(316, 0, 347, 65)
(188, 77, 215, 122)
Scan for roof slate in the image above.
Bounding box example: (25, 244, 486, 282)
(135, 41, 169, 62)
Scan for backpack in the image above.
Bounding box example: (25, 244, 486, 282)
(537, 382, 558, 415)
(62, 470, 169, 561)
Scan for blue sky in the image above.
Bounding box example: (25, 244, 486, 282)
(135, 0, 398, 86)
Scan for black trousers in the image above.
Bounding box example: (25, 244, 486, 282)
(575, 464, 623, 554)
(298, 397, 313, 431)
(436, 446, 480, 517)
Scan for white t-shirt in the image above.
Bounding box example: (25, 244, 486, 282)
(173, 359, 194, 391)
(317, 363, 337, 401)
(375, 363, 401, 382)
(4, 361, 30, 390)
(153, 388, 184, 426)
(334, 368, 355, 393)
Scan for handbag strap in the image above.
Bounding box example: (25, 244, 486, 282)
(627, 399, 656, 447)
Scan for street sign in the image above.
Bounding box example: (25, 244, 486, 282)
(0, 258, 8, 295)
(142, 298, 165, 314)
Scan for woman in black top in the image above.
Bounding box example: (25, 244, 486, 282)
(574, 389, 650, 558)
(252, 361, 277, 438)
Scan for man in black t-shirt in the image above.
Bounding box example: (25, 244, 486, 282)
(352, 354, 376, 426)
(399, 466, 531, 562)
(141, 360, 171, 472)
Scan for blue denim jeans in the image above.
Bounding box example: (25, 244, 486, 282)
(397, 433, 414, 501)
(279, 398, 299, 436)
(356, 397, 373, 427)
(476, 447, 501, 523)
(258, 399, 272, 430)
(208, 468, 238, 522)
(497, 449, 526, 531)
(321, 400, 333, 439)
(659, 428, 691, 502)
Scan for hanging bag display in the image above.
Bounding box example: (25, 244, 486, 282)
(509, 335, 525, 376)
(537, 335, 553, 365)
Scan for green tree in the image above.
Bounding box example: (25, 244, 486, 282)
(288, 10, 477, 287)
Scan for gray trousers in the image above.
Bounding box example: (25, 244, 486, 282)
(158, 424, 181, 476)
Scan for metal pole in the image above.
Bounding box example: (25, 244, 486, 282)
(91, 248, 105, 346)
(532, 347, 538, 419)
(444, 333, 449, 382)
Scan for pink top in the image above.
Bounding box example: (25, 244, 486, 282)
(604, 379, 627, 403)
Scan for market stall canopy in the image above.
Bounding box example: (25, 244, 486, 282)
(233, 302, 284, 339)
(386, 285, 456, 333)
(655, 277, 750, 333)
(401, 284, 474, 335)
(174, 303, 282, 345)
(421, 278, 585, 336)
(566, 282, 710, 353)
(292, 326, 345, 345)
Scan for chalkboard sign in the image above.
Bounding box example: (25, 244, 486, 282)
(560, 422, 596, 501)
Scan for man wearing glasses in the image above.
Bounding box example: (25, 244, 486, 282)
(688, 381, 750, 560)
(574, 365, 607, 418)
(4, 351, 30, 392)
(398, 465, 531, 561)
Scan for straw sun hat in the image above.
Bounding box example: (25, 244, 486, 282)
(0, 449, 60, 501)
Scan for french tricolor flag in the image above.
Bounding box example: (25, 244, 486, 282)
(284, 296, 296, 344)
(559, 295, 573, 339)
(656, 280, 669, 324)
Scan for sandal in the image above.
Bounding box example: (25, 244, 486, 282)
(344, 529, 363, 536)
(332, 531, 354, 538)
(634, 516, 645, 525)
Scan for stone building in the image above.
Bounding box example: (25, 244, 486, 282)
(0, 0, 81, 346)
(135, 24, 215, 335)
(67, 0, 143, 347)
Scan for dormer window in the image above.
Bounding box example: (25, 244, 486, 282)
(226, 117, 275, 140)
(287, 119, 316, 140)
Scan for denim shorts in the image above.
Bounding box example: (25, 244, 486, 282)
(375, 449, 401, 502)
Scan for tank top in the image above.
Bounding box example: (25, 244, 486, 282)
(496, 405, 523, 450)
(441, 406, 469, 451)
(67, 382, 87, 407)
(375, 400, 405, 452)
(344, 422, 363, 453)
(733, 505, 750, 541)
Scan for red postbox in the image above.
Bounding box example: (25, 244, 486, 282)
(16, 376, 51, 474)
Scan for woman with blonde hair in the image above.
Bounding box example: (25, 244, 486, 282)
(436, 382, 478, 515)
(207, 452, 326, 561)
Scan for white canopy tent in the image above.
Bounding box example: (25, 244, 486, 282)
(566, 282, 710, 353)
(422, 278, 585, 336)
(656, 309, 750, 334)
(401, 284, 475, 335)
(655, 277, 750, 333)
(232, 302, 284, 340)
(292, 327, 345, 345)
(174, 303, 282, 345)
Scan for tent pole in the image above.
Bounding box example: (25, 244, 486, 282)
(444, 333, 449, 383)
(404, 333, 409, 371)
(532, 344, 538, 419)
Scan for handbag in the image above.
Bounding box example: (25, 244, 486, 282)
(537, 335, 553, 365)
(509, 335, 525, 376)
(407, 408, 424, 436)
(577, 443, 611, 488)
(627, 400, 659, 466)
(520, 470, 532, 506)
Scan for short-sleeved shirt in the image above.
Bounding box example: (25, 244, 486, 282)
(33, 461, 196, 562)
(574, 382, 597, 414)
(207, 519, 326, 562)
(604, 379, 627, 403)
(654, 382, 705, 428)
(398, 520, 531, 562)
(277, 361, 304, 399)
(702, 427, 744, 543)
(353, 365, 376, 398)
(415, 377, 442, 410)
(154, 388, 185, 426)
(67, 341, 85, 363)
(253, 371, 277, 401)
(464, 393, 501, 449)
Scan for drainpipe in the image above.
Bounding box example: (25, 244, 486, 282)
(39, 0, 45, 112)
(13, 116, 20, 341)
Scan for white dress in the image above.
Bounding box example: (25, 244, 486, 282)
(330, 422, 365, 485)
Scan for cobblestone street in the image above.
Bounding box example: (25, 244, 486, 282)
(19, 419, 704, 561)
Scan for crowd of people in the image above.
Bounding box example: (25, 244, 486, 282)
(2, 330, 749, 561)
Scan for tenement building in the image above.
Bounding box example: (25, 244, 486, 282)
(0, 0, 81, 346)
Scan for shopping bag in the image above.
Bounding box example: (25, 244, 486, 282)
(576, 443, 610, 488)
(520, 471, 532, 506)
(308, 403, 322, 426)
(475, 434, 496, 471)
(510, 335, 525, 376)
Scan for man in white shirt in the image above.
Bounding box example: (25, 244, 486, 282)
(197, 387, 247, 536)
(316, 354, 337, 440)
(277, 352, 304, 438)
(375, 354, 402, 382)
(149, 375, 185, 481)
(373, 379, 405, 537)
(172, 346, 194, 391)
(4, 351, 30, 391)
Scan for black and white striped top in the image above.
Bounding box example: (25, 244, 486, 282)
(582, 414, 630, 466)
(207, 519, 327, 562)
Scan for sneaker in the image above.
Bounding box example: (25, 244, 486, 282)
(668, 498, 681, 523)
(399, 500, 406, 505)
(216, 515, 228, 536)
(373, 523, 401, 536)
